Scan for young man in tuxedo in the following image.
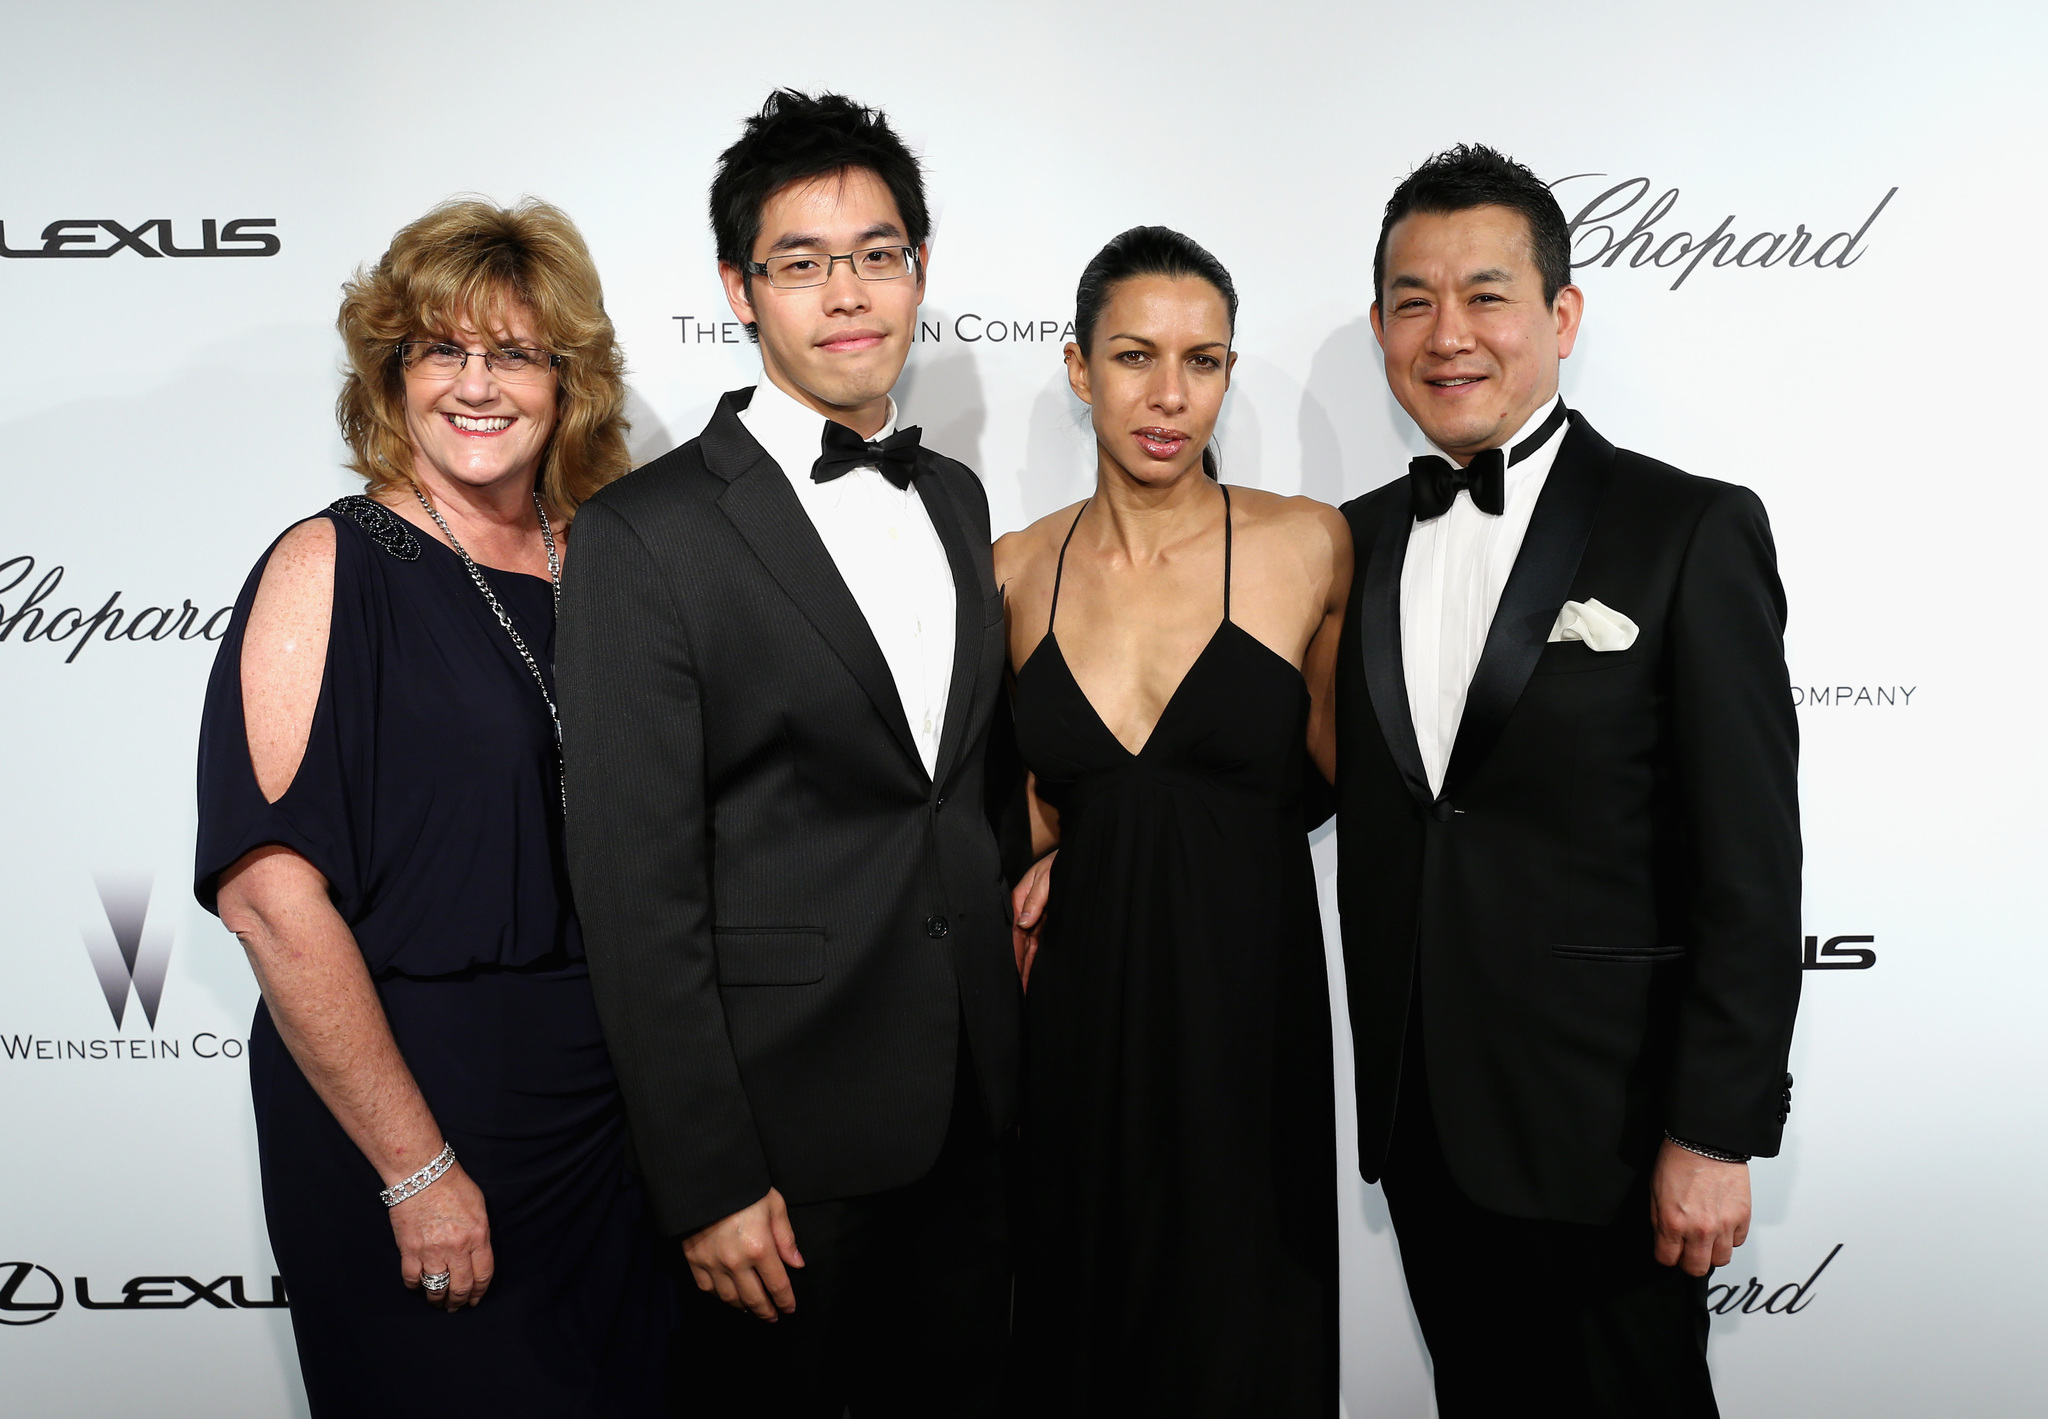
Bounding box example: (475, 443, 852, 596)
(1336, 145, 1802, 1416)
(556, 91, 1016, 1416)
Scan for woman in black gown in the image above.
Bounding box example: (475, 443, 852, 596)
(996, 228, 1354, 1414)
(195, 199, 669, 1415)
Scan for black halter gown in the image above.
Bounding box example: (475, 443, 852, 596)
(1012, 486, 1338, 1415)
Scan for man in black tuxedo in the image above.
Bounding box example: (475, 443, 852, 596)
(556, 91, 1015, 1416)
(1336, 145, 1802, 1416)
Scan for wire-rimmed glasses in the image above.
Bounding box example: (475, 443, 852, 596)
(742, 245, 919, 289)
(398, 341, 564, 383)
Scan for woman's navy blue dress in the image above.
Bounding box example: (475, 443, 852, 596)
(195, 497, 670, 1416)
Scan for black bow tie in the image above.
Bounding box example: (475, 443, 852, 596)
(1408, 401, 1569, 522)
(1410, 447, 1505, 520)
(812, 420, 923, 489)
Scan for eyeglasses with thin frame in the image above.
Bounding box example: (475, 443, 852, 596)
(398, 341, 565, 383)
(743, 245, 919, 290)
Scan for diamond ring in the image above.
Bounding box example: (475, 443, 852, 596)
(421, 1271, 452, 1292)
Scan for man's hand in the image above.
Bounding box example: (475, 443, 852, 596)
(1650, 1139, 1751, 1276)
(682, 1188, 804, 1321)
(1011, 851, 1056, 991)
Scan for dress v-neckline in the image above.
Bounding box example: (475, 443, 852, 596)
(1040, 623, 1230, 760)
(1031, 484, 1242, 759)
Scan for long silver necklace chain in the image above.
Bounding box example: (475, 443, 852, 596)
(413, 485, 566, 808)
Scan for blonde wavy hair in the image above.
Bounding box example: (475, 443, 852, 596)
(336, 197, 630, 519)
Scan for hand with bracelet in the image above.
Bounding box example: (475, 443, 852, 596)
(218, 846, 494, 1314)
(384, 1141, 494, 1312)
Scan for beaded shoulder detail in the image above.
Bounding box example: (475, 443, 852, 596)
(328, 495, 421, 561)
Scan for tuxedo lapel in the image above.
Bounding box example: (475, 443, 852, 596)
(703, 390, 926, 778)
(1440, 412, 1615, 799)
(1357, 478, 1434, 809)
(919, 460, 992, 794)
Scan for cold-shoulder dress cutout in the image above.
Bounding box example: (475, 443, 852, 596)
(1012, 486, 1339, 1414)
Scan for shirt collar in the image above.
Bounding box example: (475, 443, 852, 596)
(745, 372, 898, 483)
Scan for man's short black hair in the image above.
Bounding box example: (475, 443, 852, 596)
(709, 88, 929, 282)
(1373, 144, 1572, 307)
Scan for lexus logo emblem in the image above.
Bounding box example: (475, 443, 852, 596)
(0, 1263, 288, 1320)
(82, 874, 173, 1030)
(0, 218, 279, 259)
(0, 1263, 62, 1326)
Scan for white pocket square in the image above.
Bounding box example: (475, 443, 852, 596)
(1547, 599, 1639, 652)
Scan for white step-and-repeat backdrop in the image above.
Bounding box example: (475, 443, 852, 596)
(4, 2, 2043, 1413)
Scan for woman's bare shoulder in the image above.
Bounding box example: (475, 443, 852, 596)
(242, 517, 336, 803)
(1227, 487, 1348, 557)
(995, 501, 1090, 587)
(251, 517, 338, 620)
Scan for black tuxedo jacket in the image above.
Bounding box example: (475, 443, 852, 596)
(1336, 410, 1802, 1227)
(556, 388, 1018, 1239)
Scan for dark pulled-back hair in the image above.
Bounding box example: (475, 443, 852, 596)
(710, 89, 929, 339)
(1073, 226, 1239, 479)
(1373, 144, 1573, 307)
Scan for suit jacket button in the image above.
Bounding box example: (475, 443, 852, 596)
(925, 915, 950, 939)
(1432, 800, 1454, 823)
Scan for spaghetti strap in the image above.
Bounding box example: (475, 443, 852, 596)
(1048, 500, 1090, 635)
(1220, 484, 1234, 623)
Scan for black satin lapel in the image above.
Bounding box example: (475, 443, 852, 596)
(716, 455, 925, 777)
(1357, 481, 1433, 808)
(1441, 414, 1616, 798)
(920, 461, 992, 792)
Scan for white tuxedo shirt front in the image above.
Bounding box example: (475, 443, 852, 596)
(1399, 395, 1567, 796)
(739, 375, 957, 779)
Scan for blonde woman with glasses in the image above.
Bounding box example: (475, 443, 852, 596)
(194, 199, 669, 1415)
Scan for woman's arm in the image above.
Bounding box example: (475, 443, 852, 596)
(1302, 505, 1356, 784)
(995, 525, 1063, 988)
(220, 519, 492, 1310)
(1026, 771, 1060, 860)
(1010, 775, 1060, 989)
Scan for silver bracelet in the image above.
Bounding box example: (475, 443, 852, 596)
(1665, 1132, 1750, 1165)
(379, 1142, 456, 1207)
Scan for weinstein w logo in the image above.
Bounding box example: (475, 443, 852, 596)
(82, 874, 174, 1029)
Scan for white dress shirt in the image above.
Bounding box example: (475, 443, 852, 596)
(739, 376, 957, 779)
(1400, 395, 1567, 796)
